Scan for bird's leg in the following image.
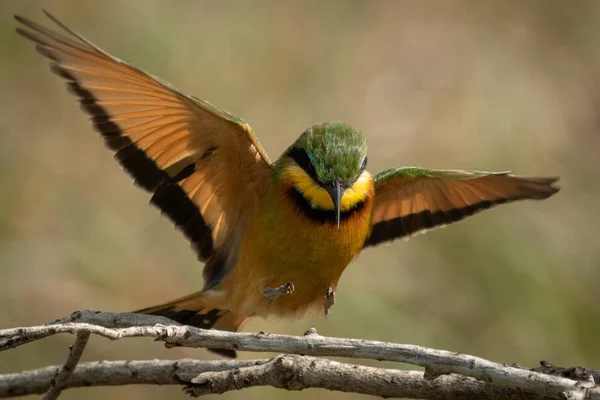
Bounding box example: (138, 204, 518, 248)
(264, 282, 295, 305)
(324, 287, 335, 316)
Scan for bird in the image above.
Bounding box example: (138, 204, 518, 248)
(16, 11, 559, 358)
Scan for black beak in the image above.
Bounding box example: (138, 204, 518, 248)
(326, 180, 343, 229)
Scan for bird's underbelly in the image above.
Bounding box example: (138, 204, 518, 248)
(216, 196, 373, 318)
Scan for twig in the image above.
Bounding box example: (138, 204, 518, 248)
(41, 331, 90, 400)
(0, 311, 596, 399)
(0, 356, 561, 399)
(0, 359, 264, 398)
(532, 361, 600, 384)
(0, 311, 176, 351)
(1, 311, 599, 400)
(185, 354, 547, 399)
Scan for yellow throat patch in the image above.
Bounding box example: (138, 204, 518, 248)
(282, 166, 372, 211)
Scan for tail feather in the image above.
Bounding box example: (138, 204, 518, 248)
(135, 292, 245, 358)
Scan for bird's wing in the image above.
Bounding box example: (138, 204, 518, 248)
(16, 12, 272, 282)
(364, 167, 559, 247)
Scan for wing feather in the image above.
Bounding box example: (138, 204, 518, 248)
(364, 168, 559, 247)
(16, 12, 272, 285)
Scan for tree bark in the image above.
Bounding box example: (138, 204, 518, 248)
(0, 311, 598, 399)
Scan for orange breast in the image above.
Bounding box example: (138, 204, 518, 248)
(219, 180, 374, 318)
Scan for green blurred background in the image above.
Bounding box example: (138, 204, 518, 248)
(1, 1, 599, 399)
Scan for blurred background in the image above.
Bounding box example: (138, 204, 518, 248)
(1, 0, 599, 399)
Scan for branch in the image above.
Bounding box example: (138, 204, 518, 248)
(41, 331, 90, 400)
(0, 356, 562, 400)
(1, 311, 599, 400)
(184, 354, 552, 399)
(0, 359, 263, 398)
(533, 361, 600, 385)
(0, 311, 174, 351)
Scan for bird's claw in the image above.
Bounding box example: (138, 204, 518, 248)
(324, 287, 335, 317)
(264, 282, 295, 305)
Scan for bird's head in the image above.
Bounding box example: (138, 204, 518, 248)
(279, 122, 372, 228)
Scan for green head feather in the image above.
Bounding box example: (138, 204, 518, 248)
(285, 122, 367, 185)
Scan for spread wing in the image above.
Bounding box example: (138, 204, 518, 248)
(364, 167, 559, 247)
(16, 12, 272, 283)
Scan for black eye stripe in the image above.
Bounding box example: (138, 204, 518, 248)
(288, 147, 320, 182)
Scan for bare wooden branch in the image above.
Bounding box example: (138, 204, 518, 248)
(0, 311, 176, 351)
(41, 331, 90, 400)
(1, 311, 599, 400)
(532, 361, 600, 384)
(184, 354, 551, 399)
(0, 359, 264, 398)
(0, 356, 570, 400)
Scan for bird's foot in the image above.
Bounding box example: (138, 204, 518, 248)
(324, 287, 335, 317)
(264, 282, 295, 305)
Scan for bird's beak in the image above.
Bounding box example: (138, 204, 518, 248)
(326, 181, 344, 229)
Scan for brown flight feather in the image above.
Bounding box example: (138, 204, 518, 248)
(365, 169, 559, 247)
(15, 11, 272, 285)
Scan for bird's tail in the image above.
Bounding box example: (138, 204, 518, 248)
(135, 291, 246, 358)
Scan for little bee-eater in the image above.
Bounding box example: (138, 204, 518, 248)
(17, 12, 559, 357)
